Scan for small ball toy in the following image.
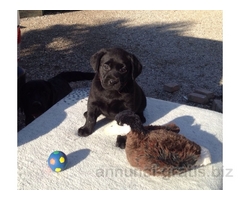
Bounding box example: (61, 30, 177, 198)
(48, 151, 68, 172)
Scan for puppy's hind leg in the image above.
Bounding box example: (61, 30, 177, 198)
(116, 135, 127, 149)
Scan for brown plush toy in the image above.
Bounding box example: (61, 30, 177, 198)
(106, 110, 211, 177)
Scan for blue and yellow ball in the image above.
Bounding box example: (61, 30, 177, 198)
(48, 151, 68, 172)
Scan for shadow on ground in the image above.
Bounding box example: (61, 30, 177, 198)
(19, 18, 222, 93)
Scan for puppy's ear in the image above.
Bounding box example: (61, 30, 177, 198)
(90, 48, 107, 72)
(129, 53, 143, 79)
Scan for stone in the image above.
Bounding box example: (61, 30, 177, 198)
(194, 88, 215, 99)
(188, 93, 209, 104)
(212, 99, 222, 113)
(163, 83, 180, 93)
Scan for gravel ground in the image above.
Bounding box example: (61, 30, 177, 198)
(18, 10, 222, 131)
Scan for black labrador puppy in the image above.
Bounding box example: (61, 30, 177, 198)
(78, 48, 147, 137)
(19, 71, 95, 125)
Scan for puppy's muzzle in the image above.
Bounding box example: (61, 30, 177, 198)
(101, 76, 122, 90)
(109, 79, 119, 86)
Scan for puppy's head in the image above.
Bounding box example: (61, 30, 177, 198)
(19, 80, 53, 121)
(90, 48, 143, 91)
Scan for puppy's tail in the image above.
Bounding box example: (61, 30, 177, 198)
(55, 71, 95, 82)
(115, 110, 145, 133)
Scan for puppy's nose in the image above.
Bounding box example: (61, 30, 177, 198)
(109, 79, 119, 85)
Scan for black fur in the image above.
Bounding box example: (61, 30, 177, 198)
(19, 71, 95, 125)
(78, 48, 147, 137)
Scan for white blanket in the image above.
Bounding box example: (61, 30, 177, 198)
(17, 88, 222, 190)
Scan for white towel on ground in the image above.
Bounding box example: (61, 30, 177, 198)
(17, 88, 222, 190)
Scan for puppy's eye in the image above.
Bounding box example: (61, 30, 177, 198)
(102, 64, 110, 71)
(119, 66, 127, 73)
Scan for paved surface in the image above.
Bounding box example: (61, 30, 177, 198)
(18, 10, 222, 131)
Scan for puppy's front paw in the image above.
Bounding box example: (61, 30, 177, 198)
(78, 127, 92, 137)
(115, 110, 142, 127)
(115, 114, 124, 126)
(115, 110, 133, 126)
